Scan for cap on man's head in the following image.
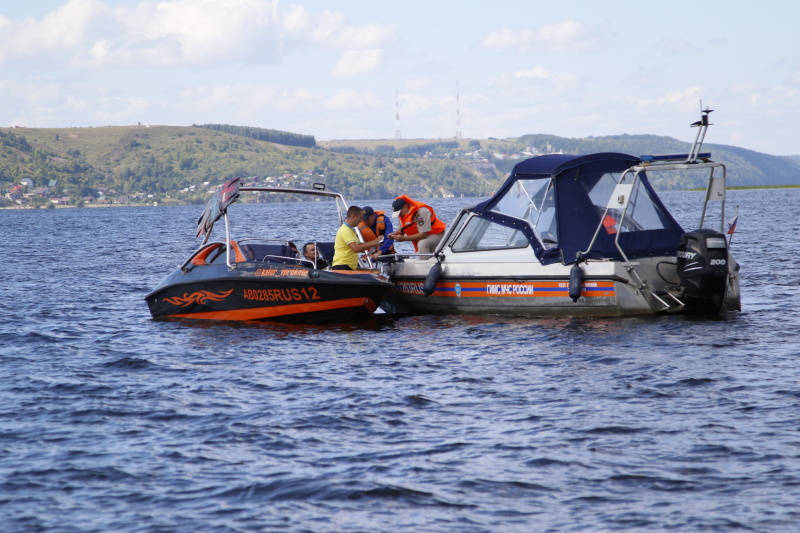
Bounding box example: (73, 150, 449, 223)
(391, 198, 406, 217)
(361, 206, 375, 220)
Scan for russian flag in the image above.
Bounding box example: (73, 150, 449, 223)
(727, 208, 739, 235)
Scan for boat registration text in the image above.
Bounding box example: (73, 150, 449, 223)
(396, 280, 615, 298)
(243, 287, 322, 302)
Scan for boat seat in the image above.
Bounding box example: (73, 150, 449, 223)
(239, 242, 297, 263)
(315, 242, 335, 262)
(191, 242, 226, 265)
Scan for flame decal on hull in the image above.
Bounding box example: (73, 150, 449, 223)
(163, 289, 234, 307)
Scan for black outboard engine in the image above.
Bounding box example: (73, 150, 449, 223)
(676, 229, 730, 315)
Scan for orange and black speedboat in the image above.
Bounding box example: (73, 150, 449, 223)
(145, 178, 393, 323)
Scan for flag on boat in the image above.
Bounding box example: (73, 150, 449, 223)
(727, 207, 739, 235)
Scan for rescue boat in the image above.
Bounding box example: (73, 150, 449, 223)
(145, 181, 393, 323)
(378, 108, 741, 317)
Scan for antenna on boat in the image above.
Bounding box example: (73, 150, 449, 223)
(687, 101, 713, 163)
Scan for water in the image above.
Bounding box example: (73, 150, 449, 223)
(2, 189, 800, 532)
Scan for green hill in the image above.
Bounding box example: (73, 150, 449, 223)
(0, 126, 500, 207)
(1, 124, 798, 208)
(320, 134, 800, 190)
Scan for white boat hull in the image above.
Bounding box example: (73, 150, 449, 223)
(380, 121, 744, 318)
(380, 254, 740, 317)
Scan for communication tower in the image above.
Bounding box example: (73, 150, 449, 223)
(394, 90, 401, 140)
(455, 80, 462, 139)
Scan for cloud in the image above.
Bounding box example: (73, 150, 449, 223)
(650, 37, 699, 56)
(175, 82, 383, 121)
(324, 88, 382, 111)
(621, 67, 665, 89)
(619, 87, 708, 117)
(0, 75, 161, 128)
(178, 83, 314, 117)
(330, 49, 383, 78)
(789, 63, 800, 86)
(479, 18, 611, 54)
(402, 78, 434, 92)
(512, 66, 577, 83)
(325, 23, 397, 50)
(0, 0, 397, 73)
(0, 0, 110, 65)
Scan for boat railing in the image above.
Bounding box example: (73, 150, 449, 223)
(375, 253, 438, 263)
(354, 226, 374, 269)
(578, 167, 648, 290)
(580, 104, 729, 290)
(291, 258, 317, 269)
(240, 186, 350, 227)
(633, 160, 728, 232)
(180, 241, 226, 272)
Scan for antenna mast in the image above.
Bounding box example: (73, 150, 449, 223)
(394, 90, 401, 140)
(688, 100, 713, 162)
(455, 80, 462, 139)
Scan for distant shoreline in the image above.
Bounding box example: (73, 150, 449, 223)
(0, 203, 162, 210)
(728, 184, 800, 189)
(3, 184, 799, 211)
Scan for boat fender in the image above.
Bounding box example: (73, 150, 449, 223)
(569, 262, 583, 302)
(423, 262, 443, 297)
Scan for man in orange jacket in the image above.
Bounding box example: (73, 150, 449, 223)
(358, 205, 396, 260)
(387, 195, 446, 255)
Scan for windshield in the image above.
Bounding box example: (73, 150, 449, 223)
(489, 178, 557, 247)
(583, 171, 673, 234)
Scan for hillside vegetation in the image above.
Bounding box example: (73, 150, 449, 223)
(1, 124, 798, 208)
(0, 126, 499, 207)
(322, 134, 800, 190)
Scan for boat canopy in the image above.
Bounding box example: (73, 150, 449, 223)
(472, 152, 685, 265)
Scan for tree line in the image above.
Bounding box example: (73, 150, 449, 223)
(2, 124, 798, 209)
(326, 140, 473, 157)
(192, 124, 316, 148)
(0, 127, 501, 207)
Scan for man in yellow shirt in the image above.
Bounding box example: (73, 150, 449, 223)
(332, 206, 382, 270)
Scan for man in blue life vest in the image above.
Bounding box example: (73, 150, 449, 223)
(358, 205, 396, 260)
(332, 205, 382, 270)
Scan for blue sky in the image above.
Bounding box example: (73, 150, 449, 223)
(1, 0, 798, 155)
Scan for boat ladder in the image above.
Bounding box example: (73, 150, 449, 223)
(648, 287, 686, 313)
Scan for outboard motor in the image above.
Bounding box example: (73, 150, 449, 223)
(676, 229, 730, 315)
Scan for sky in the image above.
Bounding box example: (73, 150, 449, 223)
(1, 0, 799, 155)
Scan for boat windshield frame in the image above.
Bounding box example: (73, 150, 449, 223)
(629, 161, 728, 232)
(221, 186, 350, 268)
(579, 158, 728, 287)
(238, 186, 350, 224)
(191, 185, 353, 269)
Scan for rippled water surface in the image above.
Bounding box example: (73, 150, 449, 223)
(2, 189, 800, 532)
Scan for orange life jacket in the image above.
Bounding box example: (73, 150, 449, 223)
(358, 211, 396, 254)
(603, 214, 617, 234)
(358, 225, 378, 242)
(395, 195, 446, 252)
(357, 210, 389, 239)
(358, 211, 386, 233)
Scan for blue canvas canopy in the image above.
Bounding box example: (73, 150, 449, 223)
(474, 153, 685, 265)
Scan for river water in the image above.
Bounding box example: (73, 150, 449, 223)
(1, 188, 799, 532)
